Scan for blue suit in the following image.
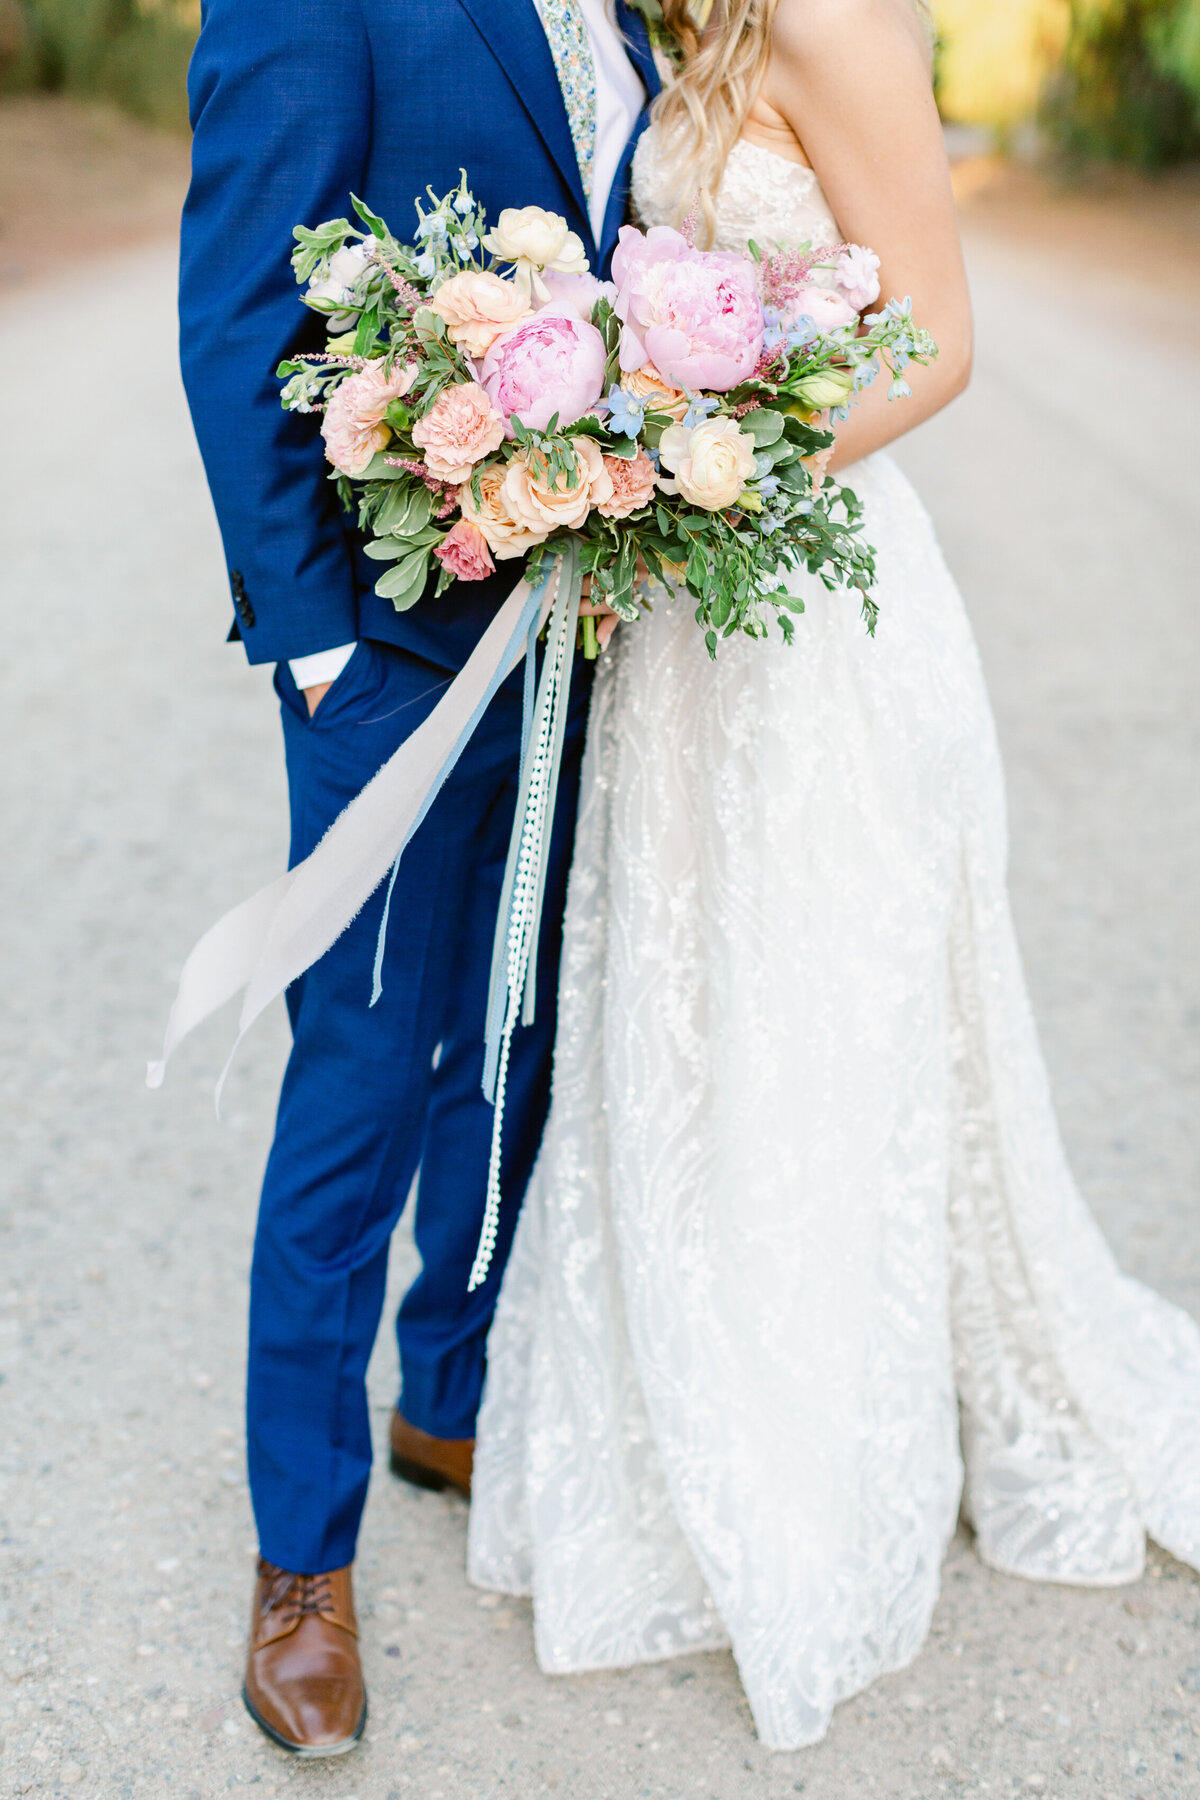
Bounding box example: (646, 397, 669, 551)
(180, 0, 657, 1572)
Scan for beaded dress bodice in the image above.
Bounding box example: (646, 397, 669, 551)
(631, 129, 844, 258)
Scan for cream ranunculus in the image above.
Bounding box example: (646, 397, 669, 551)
(500, 437, 613, 534)
(459, 464, 549, 560)
(657, 417, 756, 512)
(482, 205, 589, 301)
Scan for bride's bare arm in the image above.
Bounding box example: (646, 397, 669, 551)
(762, 0, 973, 470)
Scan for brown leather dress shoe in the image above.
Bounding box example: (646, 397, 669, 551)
(389, 1409, 473, 1497)
(243, 1560, 366, 1756)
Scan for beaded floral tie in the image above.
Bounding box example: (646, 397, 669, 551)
(540, 0, 597, 199)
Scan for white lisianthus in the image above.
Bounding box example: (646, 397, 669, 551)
(790, 367, 855, 411)
(482, 205, 588, 301)
(657, 417, 756, 512)
(308, 240, 375, 309)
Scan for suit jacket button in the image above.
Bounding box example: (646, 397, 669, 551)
(229, 570, 255, 627)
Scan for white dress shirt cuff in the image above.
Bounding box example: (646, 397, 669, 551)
(288, 643, 357, 689)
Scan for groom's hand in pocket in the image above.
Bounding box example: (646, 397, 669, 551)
(303, 682, 334, 716)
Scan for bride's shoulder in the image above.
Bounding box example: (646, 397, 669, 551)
(771, 0, 931, 68)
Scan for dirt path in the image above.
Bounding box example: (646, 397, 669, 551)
(1, 113, 1198, 1800)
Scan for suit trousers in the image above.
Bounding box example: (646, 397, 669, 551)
(247, 636, 590, 1572)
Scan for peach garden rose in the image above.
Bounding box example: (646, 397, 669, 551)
(500, 437, 614, 535)
(458, 464, 549, 560)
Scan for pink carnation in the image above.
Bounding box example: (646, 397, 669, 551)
(321, 357, 418, 476)
(480, 307, 608, 435)
(597, 447, 658, 519)
(433, 519, 495, 582)
(412, 381, 506, 482)
(613, 224, 764, 393)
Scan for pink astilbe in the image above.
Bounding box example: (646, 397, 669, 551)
(751, 346, 789, 385)
(370, 247, 424, 313)
(758, 242, 852, 312)
(679, 196, 701, 248)
(299, 351, 371, 369)
(384, 456, 459, 515)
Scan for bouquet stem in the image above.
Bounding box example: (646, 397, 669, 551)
(580, 614, 599, 661)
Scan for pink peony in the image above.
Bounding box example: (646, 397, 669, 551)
(480, 307, 608, 435)
(597, 447, 658, 519)
(433, 518, 495, 582)
(427, 270, 533, 359)
(412, 381, 506, 482)
(613, 224, 764, 393)
(321, 357, 418, 476)
(536, 268, 617, 320)
(784, 284, 861, 334)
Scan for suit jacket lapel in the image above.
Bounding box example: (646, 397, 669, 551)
(456, 0, 592, 246)
(598, 3, 661, 266)
(615, 1, 663, 106)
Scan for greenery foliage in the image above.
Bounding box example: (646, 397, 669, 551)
(0, 0, 197, 131)
(1042, 0, 1200, 166)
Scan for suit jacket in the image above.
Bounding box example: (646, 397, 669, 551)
(179, 0, 659, 669)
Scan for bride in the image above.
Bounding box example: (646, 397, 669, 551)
(467, 0, 1200, 1750)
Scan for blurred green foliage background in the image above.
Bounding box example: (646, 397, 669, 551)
(0, 0, 197, 132)
(0, 0, 1198, 167)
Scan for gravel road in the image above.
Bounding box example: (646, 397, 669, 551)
(1, 226, 1197, 1800)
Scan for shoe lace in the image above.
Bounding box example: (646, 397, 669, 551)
(260, 1565, 336, 1628)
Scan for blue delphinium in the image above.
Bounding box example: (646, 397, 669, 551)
(787, 314, 819, 350)
(605, 386, 646, 438)
(761, 304, 789, 355)
(681, 391, 720, 430)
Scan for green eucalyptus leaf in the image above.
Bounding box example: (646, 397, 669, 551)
(375, 548, 431, 608)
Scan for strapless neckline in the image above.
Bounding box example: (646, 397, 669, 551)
(631, 124, 843, 258)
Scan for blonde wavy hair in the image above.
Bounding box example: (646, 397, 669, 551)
(651, 0, 935, 246)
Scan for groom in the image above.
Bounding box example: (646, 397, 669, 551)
(179, 0, 657, 1757)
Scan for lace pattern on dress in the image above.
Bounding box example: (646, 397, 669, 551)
(468, 131, 1200, 1752)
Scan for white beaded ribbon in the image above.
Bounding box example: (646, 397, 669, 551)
(474, 543, 583, 1289)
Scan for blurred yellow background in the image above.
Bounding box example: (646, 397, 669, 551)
(936, 0, 1072, 128)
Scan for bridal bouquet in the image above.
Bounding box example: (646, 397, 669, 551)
(148, 179, 936, 1294)
(281, 174, 935, 655)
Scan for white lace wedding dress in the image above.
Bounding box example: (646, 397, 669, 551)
(467, 133, 1200, 1750)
